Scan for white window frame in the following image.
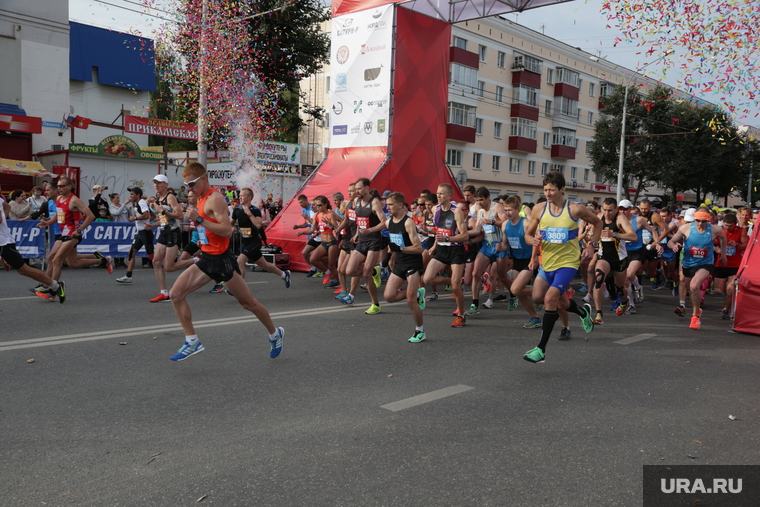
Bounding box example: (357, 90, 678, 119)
(512, 84, 539, 107)
(551, 163, 565, 174)
(447, 149, 463, 167)
(584, 168, 590, 182)
(496, 86, 504, 103)
(570, 166, 578, 180)
(541, 162, 548, 176)
(453, 36, 467, 50)
(587, 111, 594, 125)
(492, 155, 501, 172)
(494, 122, 502, 139)
(552, 127, 576, 147)
(545, 99, 553, 116)
(478, 44, 487, 62)
(510, 117, 538, 139)
(472, 152, 482, 170)
(450, 63, 478, 89)
(477, 81, 485, 98)
(589, 82, 596, 97)
(475, 118, 483, 135)
(556, 67, 580, 87)
(557, 96, 578, 119)
(528, 160, 536, 177)
(509, 158, 522, 174)
(497, 51, 506, 68)
(546, 68, 554, 84)
(523, 191, 535, 202)
(512, 53, 543, 74)
(542, 132, 551, 148)
(448, 102, 477, 128)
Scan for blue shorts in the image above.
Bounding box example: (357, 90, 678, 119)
(661, 248, 676, 263)
(537, 266, 577, 294)
(478, 242, 507, 262)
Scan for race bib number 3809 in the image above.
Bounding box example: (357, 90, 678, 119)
(544, 227, 569, 244)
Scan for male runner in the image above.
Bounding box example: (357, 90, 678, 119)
(147, 174, 183, 302)
(619, 199, 662, 313)
(422, 183, 470, 327)
(382, 192, 427, 342)
(657, 207, 682, 296)
(638, 198, 669, 289)
(116, 186, 153, 283)
(168, 162, 284, 361)
(714, 213, 746, 319)
(522, 172, 600, 363)
(335, 182, 359, 300)
(667, 207, 727, 330)
(292, 194, 320, 277)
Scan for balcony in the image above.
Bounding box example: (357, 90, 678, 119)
(450, 47, 479, 69)
(511, 70, 541, 88)
(510, 103, 539, 121)
(551, 144, 576, 160)
(446, 123, 476, 143)
(509, 136, 537, 154)
(554, 82, 579, 100)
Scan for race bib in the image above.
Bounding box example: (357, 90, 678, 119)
(318, 221, 327, 233)
(56, 208, 65, 224)
(389, 232, 405, 248)
(544, 227, 569, 244)
(642, 229, 653, 243)
(482, 224, 495, 234)
(726, 246, 737, 257)
(689, 246, 707, 259)
(508, 236, 522, 250)
(356, 216, 370, 230)
(348, 208, 356, 221)
(197, 226, 208, 245)
(159, 214, 168, 227)
(239, 227, 252, 238)
(436, 227, 451, 245)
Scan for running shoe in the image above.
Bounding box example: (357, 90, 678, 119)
(579, 284, 588, 293)
(427, 292, 439, 302)
(380, 266, 390, 282)
(672, 285, 678, 297)
(170, 340, 204, 361)
(417, 288, 426, 310)
(508, 296, 519, 311)
(283, 270, 291, 288)
(340, 293, 355, 306)
(444, 284, 452, 291)
(689, 316, 701, 330)
(481, 299, 494, 309)
(209, 283, 224, 293)
(625, 304, 637, 315)
(523, 347, 545, 364)
(674, 306, 686, 317)
(150, 293, 171, 303)
(322, 273, 332, 285)
(481, 272, 491, 294)
(313, 271, 324, 278)
(650, 281, 661, 290)
(408, 331, 426, 343)
(105, 255, 113, 275)
(610, 297, 621, 311)
(615, 302, 626, 316)
(225, 288, 234, 296)
(465, 304, 480, 316)
(535, 303, 545, 312)
(116, 276, 132, 284)
(56, 280, 65, 304)
(269, 327, 284, 358)
(634, 287, 644, 303)
(582, 293, 593, 304)
(592, 312, 604, 325)
(372, 266, 382, 288)
(305, 269, 317, 278)
(335, 291, 347, 300)
(721, 309, 730, 320)
(558, 327, 572, 341)
(494, 294, 508, 302)
(326, 280, 340, 288)
(360, 284, 367, 290)
(35, 290, 53, 300)
(523, 317, 542, 329)
(365, 304, 381, 315)
(333, 286, 343, 294)
(451, 315, 466, 327)
(29, 284, 45, 293)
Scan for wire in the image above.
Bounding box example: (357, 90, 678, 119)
(93, 0, 175, 22)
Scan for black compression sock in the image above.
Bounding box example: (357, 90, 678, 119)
(538, 310, 559, 352)
(567, 299, 586, 317)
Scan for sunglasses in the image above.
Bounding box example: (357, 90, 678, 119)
(695, 219, 709, 223)
(314, 203, 323, 207)
(185, 174, 204, 188)
(57, 184, 70, 188)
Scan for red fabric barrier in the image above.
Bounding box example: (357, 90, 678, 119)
(733, 224, 760, 335)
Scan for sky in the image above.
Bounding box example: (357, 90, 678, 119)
(68, 0, 760, 128)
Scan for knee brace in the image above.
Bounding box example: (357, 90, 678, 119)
(594, 269, 606, 289)
(615, 284, 625, 297)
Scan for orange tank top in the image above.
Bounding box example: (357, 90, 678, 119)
(196, 189, 229, 255)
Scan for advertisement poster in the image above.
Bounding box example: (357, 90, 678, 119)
(329, 5, 393, 149)
(69, 136, 165, 161)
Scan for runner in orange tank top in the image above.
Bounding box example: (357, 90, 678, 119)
(167, 162, 285, 362)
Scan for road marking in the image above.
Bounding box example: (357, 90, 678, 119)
(615, 333, 657, 345)
(381, 385, 474, 412)
(0, 296, 38, 301)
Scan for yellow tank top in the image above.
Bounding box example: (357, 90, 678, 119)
(538, 200, 580, 271)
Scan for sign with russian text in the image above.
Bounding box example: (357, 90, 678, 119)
(124, 115, 197, 140)
(69, 135, 164, 161)
(6, 220, 46, 257)
(0, 113, 42, 134)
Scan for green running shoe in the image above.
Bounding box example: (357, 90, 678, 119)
(372, 266, 382, 288)
(580, 303, 595, 333)
(508, 296, 519, 311)
(523, 347, 545, 363)
(365, 304, 381, 315)
(523, 317, 542, 329)
(465, 303, 480, 316)
(417, 288, 426, 310)
(408, 331, 426, 343)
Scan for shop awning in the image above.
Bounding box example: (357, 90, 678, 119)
(0, 157, 53, 177)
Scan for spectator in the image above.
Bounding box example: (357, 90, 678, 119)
(177, 185, 188, 202)
(89, 185, 109, 217)
(108, 193, 130, 222)
(9, 190, 31, 220)
(94, 205, 112, 222)
(269, 198, 283, 219)
(26, 186, 46, 213)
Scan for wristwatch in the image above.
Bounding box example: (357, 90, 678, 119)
(195, 216, 204, 226)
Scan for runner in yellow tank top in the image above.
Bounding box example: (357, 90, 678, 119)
(522, 171, 602, 364)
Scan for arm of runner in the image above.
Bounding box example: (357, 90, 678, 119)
(523, 202, 543, 246)
(739, 227, 749, 252)
(641, 218, 664, 254)
(0, 201, 8, 223)
(615, 213, 638, 242)
(186, 191, 234, 238)
(667, 224, 688, 252)
(402, 215, 424, 255)
(447, 207, 470, 244)
(650, 212, 669, 242)
(296, 215, 318, 237)
(72, 196, 96, 234)
(571, 203, 603, 244)
(361, 199, 388, 235)
(166, 194, 183, 220)
(715, 227, 728, 266)
(495, 220, 509, 252)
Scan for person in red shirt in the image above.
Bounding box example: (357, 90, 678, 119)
(715, 213, 748, 320)
(167, 162, 284, 362)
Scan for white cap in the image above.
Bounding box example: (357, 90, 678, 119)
(684, 208, 696, 222)
(618, 199, 634, 209)
(153, 174, 169, 184)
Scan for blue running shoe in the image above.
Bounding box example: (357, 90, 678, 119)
(340, 294, 355, 306)
(427, 292, 439, 302)
(269, 327, 284, 358)
(579, 284, 588, 293)
(609, 297, 621, 311)
(326, 280, 340, 288)
(672, 285, 678, 297)
(335, 291, 347, 300)
(283, 270, 291, 288)
(170, 340, 204, 361)
(209, 283, 224, 293)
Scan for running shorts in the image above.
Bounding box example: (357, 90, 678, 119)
(196, 251, 241, 283)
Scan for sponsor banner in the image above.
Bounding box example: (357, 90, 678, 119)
(329, 5, 393, 149)
(124, 115, 197, 140)
(69, 135, 165, 161)
(6, 221, 46, 258)
(643, 465, 760, 507)
(58, 222, 157, 257)
(0, 113, 42, 134)
(254, 141, 299, 167)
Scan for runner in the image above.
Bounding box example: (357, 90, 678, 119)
(116, 186, 153, 284)
(168, 162, 284, 361)
(638, 198, 669, 289)
(714, 212, 747, 319)
(297, 195, 338, 289)
(335, 182, 360, 301)
(146, 175, 183, 302)
(667, 207, 727, 329)
(522, 172, 600, 363)
(292, 194, 320, 278)
(619, 199, 662, 313)
(657, 206, 682, 296)
(382, 192, 427, 342)
(422, 183, 470, 327)
(172, 189, 202, 271)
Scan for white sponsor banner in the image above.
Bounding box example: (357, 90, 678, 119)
(329, 6, 393, 149)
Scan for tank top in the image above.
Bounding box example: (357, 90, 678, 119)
(504, 217, 532, 260)
(56, 194, 79, 236)
(640, 210, 656, 245)
(317, 211, 334, 236)
(434, 204, 460, 246)
(387, 214, 419, 265)
(158, 194, 178, 230)
(355, 196, 381, 239)
(627, 216, 644, 251)
(0, 203, 14, 246)
(598, 213, 627, 260)
(478, 207, 501, 244)
(345, 200, 357, 240)
(232, 205, 262, 244)
(538, 200, 580, 271)
(196, 189, 229, 255)
(721, 226, 743, 268)
(48, 199, 61, 236)
(682, 223, 714, 268)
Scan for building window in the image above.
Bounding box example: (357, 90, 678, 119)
(528, 160, 536, 176)
(524, 191, 535, 202)
(478, 44, 487, 62)
(447, 149, 463, 167)
(497, 51, 506, 68)
(543, 132, 551, 147)
(512, 84, 539, 107)
(510, 117, 538, 139)
(509, 158, 522, 174)
(599, 82, 611, 97)
(584, 168, 590, 182)
(552, 127, 576, 147)
(326, 76, 330, 91)
(586, 140, 593, 154)
(448, 102, 477, 128)
(587, 111, 594, 125)
(475, 118, 483, 135)
(453, 36, 467, 50)
(589, 82, 596, 97)
(450, 63, 478, 88)
(570, 166, 578, 180)
(496, 86, 504, 103)
(546, 68, 554, 84)
(477, 81, 485, 98)
(551, 163, 565, 174)
(556, 67, 580, 87)
(513, 53, 543, 74)
(545, 99, 553, 115)
(541, 162, 548, 176)
(494, 122, 502, 139)
(557, 96, 579, 118)
(595, 171, 604, 183)
(473, 152, 482, 170)
(492, 155, 501, 171)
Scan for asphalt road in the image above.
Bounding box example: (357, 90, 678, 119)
(2, 263, 759, 506)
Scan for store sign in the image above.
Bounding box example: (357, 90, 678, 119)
(124, 115, 197, 140)
(69, 135, 164, 161)
(0, 113, 42, 134)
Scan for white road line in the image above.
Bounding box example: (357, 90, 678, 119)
(615, 333, 657, 345)
(0, 296, 38, 301)
(380, 385, 474, 412)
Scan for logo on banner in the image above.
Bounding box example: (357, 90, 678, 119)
(333, 125, 348, 135)
(336, 73, 347, 86)
(332, 102, 344, 116)
(364, 66, 382, 81)
(372, 10, 383, 18)
(350, 124, 361, 134)
(367, 99, 387, 108)
(360, 44, 386, 55)
(336, 19, 359, 36)
(367, 20, 388, 30)
(364, 122, 373, 134)
(353, 101, 363, 113)
(377, 119, 386, 133)
(336, 46, 350, 64)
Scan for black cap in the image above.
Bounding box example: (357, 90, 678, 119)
(127, 186, 143, 196)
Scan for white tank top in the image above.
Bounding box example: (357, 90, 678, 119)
(0, 204, 15, 246)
